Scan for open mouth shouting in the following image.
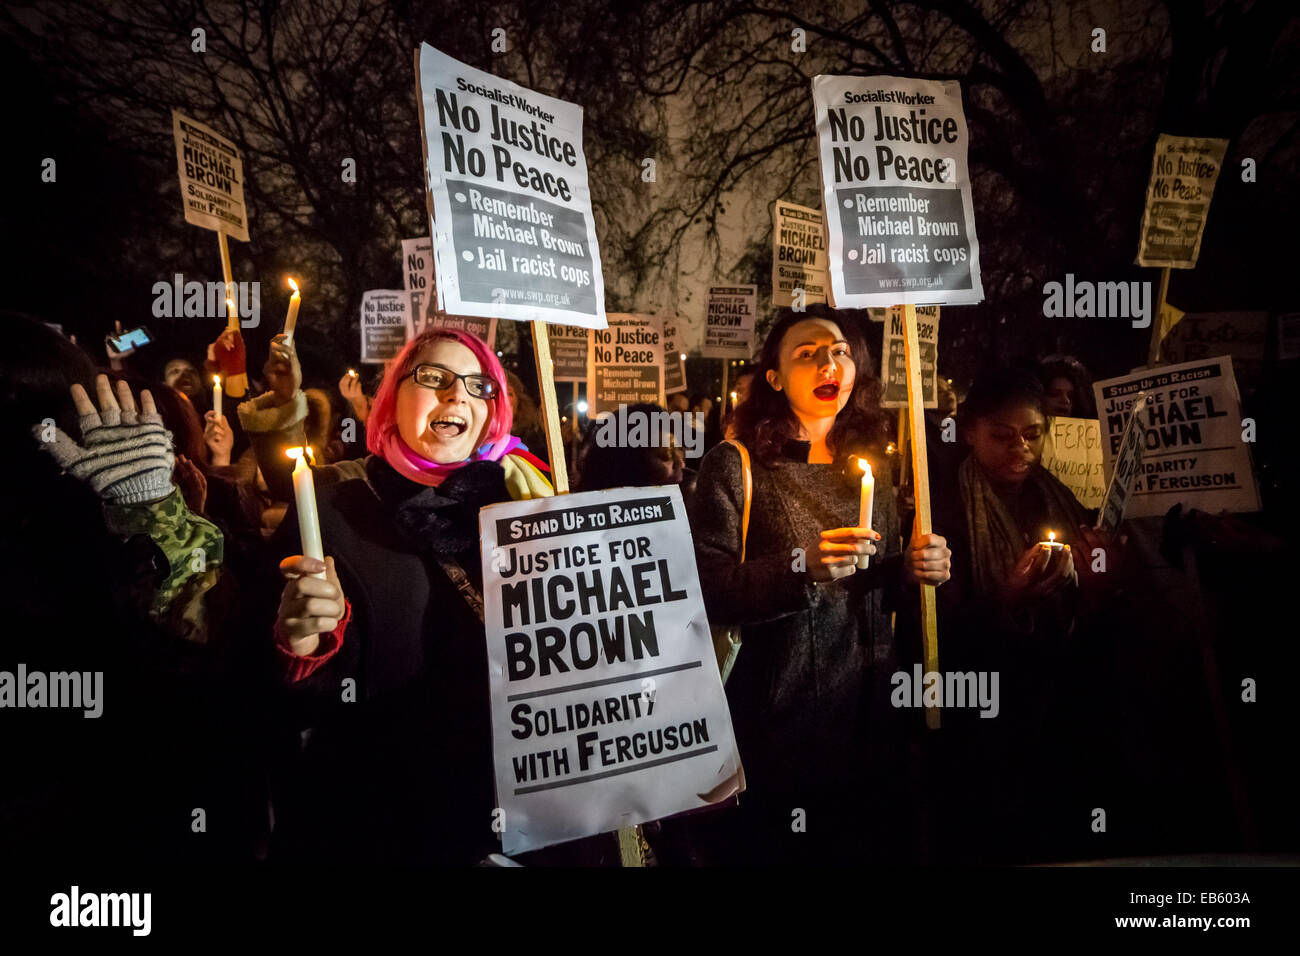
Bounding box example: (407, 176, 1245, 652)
(813, 380, 841, 401)
(428, 412, 470, 439)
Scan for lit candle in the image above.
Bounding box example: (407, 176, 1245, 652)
(347, 368, 358, 380)
(857, 458, 875, 570)
(1038, 530, 1065, 551)
(284, 277, 301, 342)
(287, 447, 325, 575)
(212, 375, 222, 419)
(225, 295, 239, 331)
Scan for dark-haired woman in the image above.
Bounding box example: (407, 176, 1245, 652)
(686, 306, 951, 865)
(928, 369, 1116, 863)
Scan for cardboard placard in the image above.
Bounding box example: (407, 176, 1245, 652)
(479, 486, 744, 854)
(812, 75, 983, 307)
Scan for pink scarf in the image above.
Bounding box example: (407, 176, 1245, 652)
(380, 429, 522, 487)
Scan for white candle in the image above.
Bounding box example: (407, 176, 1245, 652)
(288, 447, 325, 573)
(225, 295, 239, 332)
(1039, 530, 1065, 551)
(284, 277, 301, 342)
(212, 375, 222, 419)
(857, 458, 874, 570)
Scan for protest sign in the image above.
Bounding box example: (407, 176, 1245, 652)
(479, 485, 744, 854)
(1094, 356, 1260, 519)
(415, 43, 606, 329)
(662, 316, 686, 394)
(546, 322, 589, 383)
(1136, 135, 1228, 269)
(427, 312, 498, 348)
(702, 286, 756, 360)
(1160, 312, 1268, 390)
(772, 200, 828, 307)
(880, 305, 938, 408)
(172, 111, 250, 242)
(1040, 416, 1105, 509)
(588, 314, 664, 416)
(401, 236, 435, 330)
(811, 75, 983, 307)
(1096, 395, 1149, 532)
(359, 290, 414, 363)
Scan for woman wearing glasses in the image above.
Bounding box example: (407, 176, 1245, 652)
(268, 328, 552, 865)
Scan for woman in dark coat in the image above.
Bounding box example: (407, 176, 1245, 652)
(684, 306, 951, 865)
(926, 369, 1113, 864)
(270, 328, 555, 865)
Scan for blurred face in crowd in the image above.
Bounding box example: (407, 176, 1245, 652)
(733, 371, 754, 406)
(667, 393, 690, 414)
(695, 397, 713, 416)
(396, 338, 495, 464)
(968, 401, 1047, 489)
(766, 318, 855, 428)
(1043, 376, 1074, 417)
(164, 359, 204, 401)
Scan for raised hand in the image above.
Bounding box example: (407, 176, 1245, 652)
(33, 374, 175, 505)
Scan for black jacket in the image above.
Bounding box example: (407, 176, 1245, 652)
(269, 455, 508, 865)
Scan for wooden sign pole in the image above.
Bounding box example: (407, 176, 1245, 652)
(900, 304, 940, 730)
(1146, 266, 1171, 366)
(529, 319, 644, 867)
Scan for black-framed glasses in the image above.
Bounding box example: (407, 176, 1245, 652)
(406, 363, 500, 399)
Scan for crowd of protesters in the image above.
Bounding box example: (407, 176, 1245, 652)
(0, 301, 1290, 867)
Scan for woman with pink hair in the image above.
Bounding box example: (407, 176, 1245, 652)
(268, 328, 552, 865)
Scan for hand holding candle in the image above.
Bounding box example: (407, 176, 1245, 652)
(1038, 530, 1065, 551)
(857, 458, 875, 570)
(283, 277, 301, 343)
(287, 447, 324, 577)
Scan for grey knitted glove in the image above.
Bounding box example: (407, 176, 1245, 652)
(34, 397, 175, 505)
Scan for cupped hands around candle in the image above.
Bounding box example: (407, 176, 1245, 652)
(802, 526, 880, 582)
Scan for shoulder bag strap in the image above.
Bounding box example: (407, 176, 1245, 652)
(723, 439, 753, 562)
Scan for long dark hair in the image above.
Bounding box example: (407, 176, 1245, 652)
(731, 305, 887, 466)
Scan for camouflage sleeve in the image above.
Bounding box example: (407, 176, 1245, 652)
(103, 487, 225, 642)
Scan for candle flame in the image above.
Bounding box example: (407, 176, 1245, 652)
(212, 375, 221, 386)
(885, 442, 896, 455)
(286, 446, 316, 464)
(347, 368, 357, 378)
(859, 458, 873, 477)
(1048, 530, 1056, 543)
(287, 277, 300, 295)
(226, 297, 236, 312)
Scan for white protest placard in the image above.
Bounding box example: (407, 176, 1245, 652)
(702, 286, 756, 360)
(1136, 134, 1228, 269)
(428, 312, 498, 348)
(1096, 395, 1149, 532)
(1040, 416, 1105, 509)
(359, 290, 414, 363)
(1093, 356, 1260, 519)
(415, 43, 606, 329)
(480, 485, 744, 854)
(546, 322, 589, 383)
(588, 314, 664, 416)
(772, 200, 828, 307)
(662, 316, 687, 395)
(811, 75, 983, 308)
(1160, 311, 1268, 389)
(172, 111, 250, 242)
(880, 305, 939, 408)
(401, 236, 435, 331)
